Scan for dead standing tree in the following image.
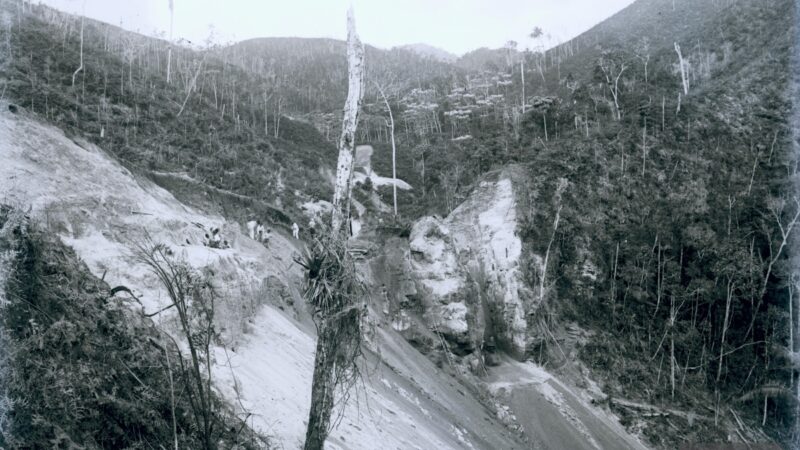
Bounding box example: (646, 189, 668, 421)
(167, 0, 174, 84)
(373, 80, 398, 217)
(674, 42, 690, 95)
(70, 0, 85, 87)
(300, 8, 367, 450)
(597, 51, 626, 121)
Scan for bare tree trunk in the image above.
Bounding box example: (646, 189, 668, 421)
(167, 0, 174, 84)
(540, 181, 566, 302)
(642, 122, 647, 177)
(520, 57, 526, 115)
(612, 66, 625, 120)
(304, 327, 336, 450)
(744, 199, 800, 340)
(789, 277, 795, 388)
(71, 3, 85, 87)
(601, 62, 626, 121)
(543, 112, 548, 141)
(304, 10, 364, 450)
(264, 90, 272, 136)
(375, 82, 398, 216)
(329, 8, 365, 236)
(176, 56, 205, 117)
(675, 42, 689, 95)
(717, 277, 735, 383)
(274, 97, 282, 138)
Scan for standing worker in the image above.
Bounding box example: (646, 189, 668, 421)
(308, 216, 316, 238)
(246, 219, 257, 240)
(292, 222, 300, 239)
(256, 221, 265, 242)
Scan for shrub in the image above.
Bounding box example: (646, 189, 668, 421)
(0, 209, 267, 449)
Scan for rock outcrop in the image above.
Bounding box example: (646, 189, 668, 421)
(408, 167, 537, 358)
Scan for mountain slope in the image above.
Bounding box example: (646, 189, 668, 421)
(398, 43, 458, 63)
(501, 0, 798, 447)
(227, 37, 461, 113)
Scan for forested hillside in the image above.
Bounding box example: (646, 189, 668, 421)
(0, 0, 339, 224)
(512, 0, 798, 446)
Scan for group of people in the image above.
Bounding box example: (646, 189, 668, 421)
(242, 217, 311, 246)
(247, 219, 273, 246)
(202, 226, 229, 249)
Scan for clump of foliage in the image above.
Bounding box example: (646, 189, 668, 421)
(295, 225, 367, 450)
(0, 208, 266, 449)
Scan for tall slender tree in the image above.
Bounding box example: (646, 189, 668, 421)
(374, 81, 398, 216)
(302, 8, 365, 450)
(167, 0, 174, 84)
(70, 0, 85, 87)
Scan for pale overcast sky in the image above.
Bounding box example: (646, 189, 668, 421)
(38, 0, 636, 55)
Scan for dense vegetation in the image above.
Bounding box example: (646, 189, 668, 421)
(0, 207, 265, 448)
(512, 0, 797, 446)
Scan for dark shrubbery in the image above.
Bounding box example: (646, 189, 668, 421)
(0, 209, 266, 449)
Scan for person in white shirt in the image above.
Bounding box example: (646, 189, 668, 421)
(246, 219, 257, 240)
(256, 221, 265, 242)
(292, 222, 300, 239)
(309, 217, 317, 238)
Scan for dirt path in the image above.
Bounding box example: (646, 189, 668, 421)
(487, 357, 647, 450)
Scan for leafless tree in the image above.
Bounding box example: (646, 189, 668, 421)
(374, 81, 398, 216)
(634, 37, 650, 83)
(177, 54, 206, 116)
(167, 0, 174, 84)
(744, 197, 800, 340)
(71, 1, 85, 87)
(674, 42, 690, 95)
(540, 178, 568, 303)
(302, 8, 366, 450)
(598, 52, 626, 120)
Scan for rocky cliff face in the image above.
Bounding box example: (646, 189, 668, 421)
(407, 167, 538, 359)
